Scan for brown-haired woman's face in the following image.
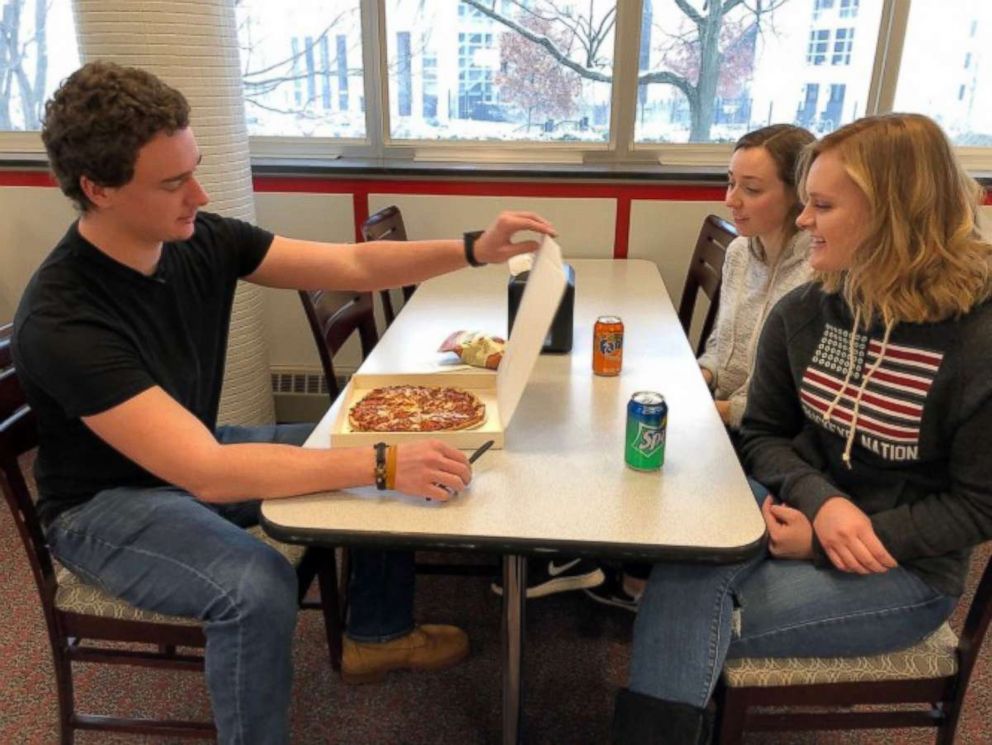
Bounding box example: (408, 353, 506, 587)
(725, 146, 792, 243)
(796, 150, 871, 272)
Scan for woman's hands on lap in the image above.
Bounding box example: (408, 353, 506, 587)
(813, 497, 897, 574)
(762, 497, 814, 560)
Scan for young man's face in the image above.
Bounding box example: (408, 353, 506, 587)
(101, 126, 210, 244)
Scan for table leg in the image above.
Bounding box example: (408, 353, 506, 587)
(501, 554, 526, 745)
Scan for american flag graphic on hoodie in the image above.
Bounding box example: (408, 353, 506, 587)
(798, 323, 944, 462)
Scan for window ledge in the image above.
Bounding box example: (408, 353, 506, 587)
(250, 155, 730, 183)
(4, 153, 991, 188)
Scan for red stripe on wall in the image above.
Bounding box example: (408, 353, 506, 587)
(252, 176, 726, 202)
(0, 171, 56, 187)
(614, 196, 631, 259)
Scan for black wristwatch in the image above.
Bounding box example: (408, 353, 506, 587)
(463, 230, 486, 267)
(373, 442, 388, 490)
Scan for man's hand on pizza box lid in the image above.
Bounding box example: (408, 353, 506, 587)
(396, 440, 471, 502)
(473, 211, 556, 265)
(439, 330, 504, 370)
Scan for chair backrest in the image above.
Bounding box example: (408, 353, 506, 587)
(361, 205, 415, 327)
(0, 326, 60, 629)
(298, 290, 379, 402)
(677, 214, 737, 356)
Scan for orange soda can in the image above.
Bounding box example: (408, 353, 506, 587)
(593, 315, 624, 376)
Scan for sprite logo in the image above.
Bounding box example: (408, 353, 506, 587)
(633, 422, 665, 457)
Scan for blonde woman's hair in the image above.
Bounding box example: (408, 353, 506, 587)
(797, 113, 992, 325)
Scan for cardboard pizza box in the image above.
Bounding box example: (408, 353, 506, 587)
(329, 236, 569, 450)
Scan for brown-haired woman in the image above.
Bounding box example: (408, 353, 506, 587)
(588, 124, 816, 614)
(613, 113, 992, 744)
(700, 123, 816, 430)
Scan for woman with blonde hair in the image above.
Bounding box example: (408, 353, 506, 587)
(612, 113, 992, 745)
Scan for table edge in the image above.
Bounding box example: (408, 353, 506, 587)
(261, 514, 767, 564)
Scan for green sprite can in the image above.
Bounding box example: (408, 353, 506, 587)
(625, 391, 667, 471)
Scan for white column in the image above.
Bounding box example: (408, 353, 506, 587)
(72, 0, 275, 425)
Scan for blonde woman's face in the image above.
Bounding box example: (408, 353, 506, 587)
(725, 146, 792, 243)
(796, 150, 871, 272)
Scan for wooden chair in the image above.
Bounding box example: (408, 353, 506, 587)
(298, 289, 378, 401)
(677, 214, 737, 356)
(0, 326, 343, 743)
(361, 205, 415, 327)
(715, 551, 992, 745)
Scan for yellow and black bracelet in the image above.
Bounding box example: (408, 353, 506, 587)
(385, 444, 398, 490)
(373, 442, 388, 490)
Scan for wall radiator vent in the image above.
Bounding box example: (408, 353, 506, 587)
(270, 369, 353, 397)
(270, 371, 329, 396)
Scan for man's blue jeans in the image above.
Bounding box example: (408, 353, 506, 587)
(628, 480, 958, 709)
(45, 423, 415, 745)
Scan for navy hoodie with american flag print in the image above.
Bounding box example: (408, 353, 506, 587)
(740, 283, 992, 597)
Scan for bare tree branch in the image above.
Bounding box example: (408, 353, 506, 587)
(673, 0, 705, 29)
(461, 0, 611, 81)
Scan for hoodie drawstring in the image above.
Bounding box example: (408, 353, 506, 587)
(823, 310, 896, 469)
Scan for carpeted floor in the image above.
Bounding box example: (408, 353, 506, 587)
(1, 451, 989, 744)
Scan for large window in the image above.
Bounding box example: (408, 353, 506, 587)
(634, 0, 882, 144)
(384, 1, 613, 144)
(893, 0, 992, 146)
(235, 0, 365, 139)
(3, 1, 992, 166)
(0, 0, 78, 132)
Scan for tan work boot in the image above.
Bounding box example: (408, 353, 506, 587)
(341, 624, 469, 684)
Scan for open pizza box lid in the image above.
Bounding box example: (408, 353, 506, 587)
(329, 236, 569, 450)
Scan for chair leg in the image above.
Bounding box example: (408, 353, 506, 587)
(935, 700, 962, 745)
(714, 687, 747, 745)
(316, 550, 344, 671)
(339, 546, 350, 624)
(52, 643, 75, 745)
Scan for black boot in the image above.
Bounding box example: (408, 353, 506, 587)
(612, 688, 713, 745)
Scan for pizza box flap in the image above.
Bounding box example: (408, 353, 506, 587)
(495, 235, 568, 429)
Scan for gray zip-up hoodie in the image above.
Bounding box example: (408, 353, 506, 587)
(698, 232, 813, 428)
(741, 284, 992, 597)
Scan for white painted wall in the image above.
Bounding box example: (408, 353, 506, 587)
(253, 191, 356, 371)
(0, 187, 76, 322)
(4, 185, 992, 375)
(368, 193, 617, 259)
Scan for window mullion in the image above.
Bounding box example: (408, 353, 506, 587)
(361, 0, 387, 157)
(864, 0, 910, 115)
(589, 0, 645, 163)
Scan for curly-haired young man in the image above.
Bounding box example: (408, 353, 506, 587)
(13, 61, 555, 745)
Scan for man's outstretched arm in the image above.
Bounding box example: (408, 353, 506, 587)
(245, 210, 555, 292)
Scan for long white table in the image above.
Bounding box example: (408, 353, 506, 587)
(262, 259, 765, 744)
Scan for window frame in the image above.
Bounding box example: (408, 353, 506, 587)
(4, 0, 992, 172)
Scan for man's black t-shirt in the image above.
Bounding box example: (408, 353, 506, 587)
(12, 212, 274, 524)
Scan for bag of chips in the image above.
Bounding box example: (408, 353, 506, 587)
(439, 330, 505, 370)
